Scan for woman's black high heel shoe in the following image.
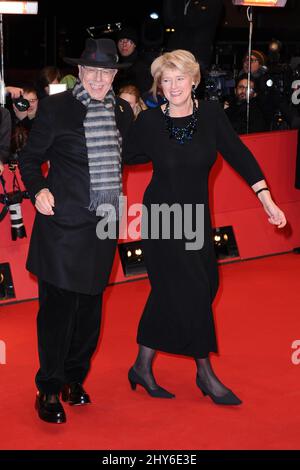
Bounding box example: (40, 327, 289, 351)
(128, 367, 175, 399)
(196, 375, 242, 406)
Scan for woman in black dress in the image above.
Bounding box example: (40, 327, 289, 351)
(124, 50, 286, 405)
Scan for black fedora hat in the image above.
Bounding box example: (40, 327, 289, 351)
(64, 38, 130, 69)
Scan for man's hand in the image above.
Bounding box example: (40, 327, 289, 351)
(6, 86, 23, 99)
(35, 188, 55, 216)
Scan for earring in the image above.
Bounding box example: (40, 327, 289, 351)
(191, 84, 196, 102)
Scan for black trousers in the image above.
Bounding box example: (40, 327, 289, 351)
(36, 280, 103, 394)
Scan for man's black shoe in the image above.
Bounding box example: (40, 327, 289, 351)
(35, 392, 66, 424)
(61, 383, 91, 406)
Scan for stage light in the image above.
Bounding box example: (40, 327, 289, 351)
(150, 12, 159, 20)
(0, 263, 15, 300)
(0, 2, 38, 14)
(269, 39, 282, 52)
(213, 227, 239, 260)
(118, 242, 147, 277)
(232, 0, 287, 6)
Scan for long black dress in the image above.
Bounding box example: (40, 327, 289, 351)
(124, 101, 264, 358)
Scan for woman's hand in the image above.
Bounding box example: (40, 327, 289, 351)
(252, 180, 287, 229)
(263, 200, 286, 228)
(35, 188, 55, 216)
(0, 162, 4, 176)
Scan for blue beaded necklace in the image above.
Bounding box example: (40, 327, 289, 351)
(164, 99, 198, 145)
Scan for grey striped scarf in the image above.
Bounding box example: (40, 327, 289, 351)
(73, 80, 122, 218)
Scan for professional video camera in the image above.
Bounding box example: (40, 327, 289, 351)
(0, 174, 29, 241)
(203, 67, 235, 102)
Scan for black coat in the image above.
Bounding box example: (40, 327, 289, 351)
(225, 98, 267, 135)
(19, 90, 133, 294)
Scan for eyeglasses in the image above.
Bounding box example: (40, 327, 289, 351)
(118, 38, 134, 45)
(82, 66, 116, 78)
(244, 58, 259, 63)
(237, 85, 254, 91)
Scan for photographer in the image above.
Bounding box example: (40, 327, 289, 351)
(12, 85, 39, 132)
(225, 74, 267, 135)
(0, 107, 12, 175)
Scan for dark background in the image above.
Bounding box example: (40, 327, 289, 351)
(2, 0, 300, 75)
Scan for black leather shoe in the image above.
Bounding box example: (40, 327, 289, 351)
(35, 392, 66, 424)
(61, 382, 91, 406)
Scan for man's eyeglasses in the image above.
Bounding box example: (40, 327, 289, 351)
(82, 66, 116, 78)
(118, 38, 134, 45)
(237, 85, 254, 92)
(244, 58, 259, 63)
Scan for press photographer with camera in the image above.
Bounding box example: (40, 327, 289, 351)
(12, 85, 39, 132)
(224, 74, 267, 135)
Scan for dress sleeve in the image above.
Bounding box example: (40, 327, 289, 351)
(122, 111, 152, 165)
(216, 103, 265, 186)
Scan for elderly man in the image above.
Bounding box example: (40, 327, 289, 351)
(19, 38, 133, 424)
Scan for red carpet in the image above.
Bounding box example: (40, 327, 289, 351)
(0, 253, 299, 450)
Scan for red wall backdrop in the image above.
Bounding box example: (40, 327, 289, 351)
(1, 130, 299, 304)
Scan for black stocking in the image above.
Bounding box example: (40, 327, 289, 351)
(133, 345, 158, 390)
(195, 356, 230, 397)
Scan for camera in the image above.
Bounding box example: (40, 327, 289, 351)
(13, 95, 29, 112)
(203, 68, 235, 102)
(0, 176, 29, 241)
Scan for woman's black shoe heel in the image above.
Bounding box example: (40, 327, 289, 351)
(129, 378, 137, 391)
(128, 367, 175, 399)
(196, 375, 242, 406)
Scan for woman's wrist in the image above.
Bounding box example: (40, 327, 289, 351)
(257, 189, 273, 206)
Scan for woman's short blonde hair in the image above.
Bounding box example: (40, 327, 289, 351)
(150, 49, 201, 98)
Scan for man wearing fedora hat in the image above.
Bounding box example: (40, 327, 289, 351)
(19, 38, 133, 424)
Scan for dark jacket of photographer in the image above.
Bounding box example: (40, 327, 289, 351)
(19, 90, 132, 294)
(0, 107, 12, 164)
(225, 98, 267, 135)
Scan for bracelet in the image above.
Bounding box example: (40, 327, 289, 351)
(255, 187, 269, 196)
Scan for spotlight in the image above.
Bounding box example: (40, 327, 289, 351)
(0, 263, 15, 300)
(150, 12, 159, 20)
(118, 242, 147, 277)
(213, 226, 239, 260)
(0, 2, 38, 15)
(269, 39, 282, 53)
(232, 0, 287, 6)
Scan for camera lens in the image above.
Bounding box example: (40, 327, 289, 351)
(13, 96, 30, 112)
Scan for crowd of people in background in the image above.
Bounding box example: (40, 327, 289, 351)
(1, 24, 300, 176)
